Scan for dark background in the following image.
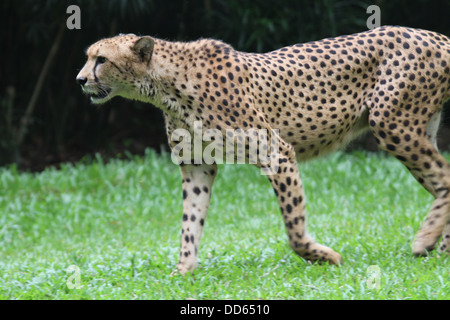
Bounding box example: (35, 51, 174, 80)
(1, 0, 450, 171)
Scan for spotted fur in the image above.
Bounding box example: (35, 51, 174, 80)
(77, 26, 450, 274)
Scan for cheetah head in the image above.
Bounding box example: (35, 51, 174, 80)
(76, 34, 155, 104)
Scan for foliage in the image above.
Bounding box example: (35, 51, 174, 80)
(0, 150, 449, 299)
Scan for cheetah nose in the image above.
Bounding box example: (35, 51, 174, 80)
(76, 77, 87, 86)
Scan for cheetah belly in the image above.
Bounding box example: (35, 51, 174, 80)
(276, 104, 370, 161)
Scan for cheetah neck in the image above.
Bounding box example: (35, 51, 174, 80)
(134, 38, 211, 123)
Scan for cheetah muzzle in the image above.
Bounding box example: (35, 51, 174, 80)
(77, 26, 450, 275)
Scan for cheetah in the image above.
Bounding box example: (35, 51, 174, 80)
(77, 26, 450, 274)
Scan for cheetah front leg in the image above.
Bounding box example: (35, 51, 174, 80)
(174, 163, 217, 275)
(265, 144, 343, 265)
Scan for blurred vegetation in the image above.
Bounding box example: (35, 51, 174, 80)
(1, 0, 450, 170)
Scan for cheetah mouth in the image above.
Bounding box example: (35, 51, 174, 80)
(86, 87, 112, 104)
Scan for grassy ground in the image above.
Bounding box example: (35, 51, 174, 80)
(0, 150, 448, 300)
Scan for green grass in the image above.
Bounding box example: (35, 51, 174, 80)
(0, 150, 448, 300)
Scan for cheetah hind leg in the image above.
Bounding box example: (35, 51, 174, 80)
(369, 107, 450, 256)
(439, 223, 450, 254)
(406, 114, 450, 256)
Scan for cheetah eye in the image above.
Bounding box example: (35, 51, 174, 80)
(97, 56, 107, 64)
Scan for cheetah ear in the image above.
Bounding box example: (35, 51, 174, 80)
(133, 36, 154, 64)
